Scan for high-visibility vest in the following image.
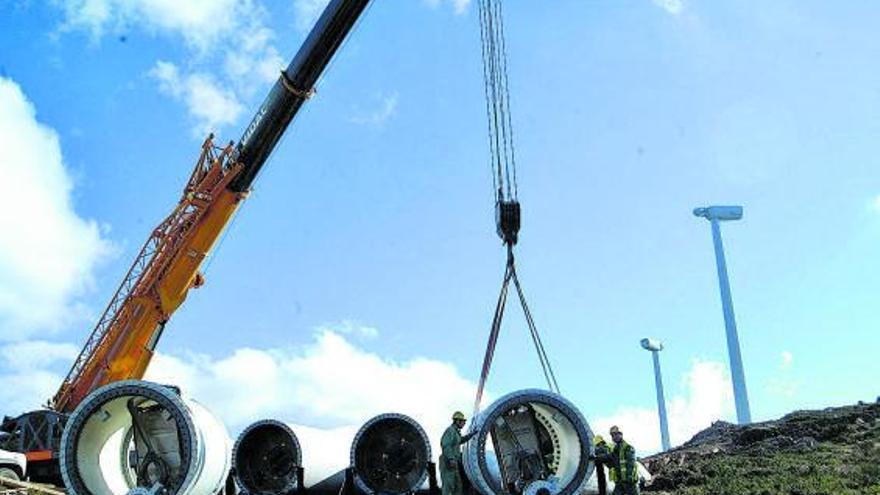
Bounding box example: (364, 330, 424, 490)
(610, 441, 638, 483)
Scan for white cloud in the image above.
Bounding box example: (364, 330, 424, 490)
(216, 12, 284, 96)
(0, 368, 65, 417)
(222, 24, 284, 92)
(145, 330, 476, 429)
(349, 93, 398, 126)
(766, 350, 798, 398)
(58, 0, 241, 51)
(57, 0, 281, 134)
(451, 0, 470, 14)
(780, 350, 793, 369)
(592, 359, 734, 454)
(294, 0, 331, 31)
(323, 319, 379, 339)
(144, 329, 477, 484)
(652, 0, 684, 16)
(871, 195, 880, 214)
(290, 423, 358, 484)
(151, 61, 245, 136)
(424, 0, 471, 15)
(0, 77, 112, 341)
(0, 340, 79, 371)
(0, 340, 80, 416)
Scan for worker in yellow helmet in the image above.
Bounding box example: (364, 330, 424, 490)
(592, 434, 612, 494)
(593, 434, 610, 458)
(439, 411, 476, 495)
(605, 426, 640, 495)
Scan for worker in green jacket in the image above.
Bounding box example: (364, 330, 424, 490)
(605, 426, 640, 495)
(440, 411, 475, 495)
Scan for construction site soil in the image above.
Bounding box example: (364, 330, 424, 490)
(641, 400, 880, 495)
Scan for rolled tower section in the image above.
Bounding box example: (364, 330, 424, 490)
(233, 420, 303, 495)
(463, 389, 593, 495)
(60, 380, 231, 495)
(350, 413, 431, 495)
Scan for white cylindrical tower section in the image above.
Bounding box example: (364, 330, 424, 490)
(233, 420, 302, 495)
(350, 413, 431, 495)
(463, 389, 593, 495)
(60, 380, 231, 495)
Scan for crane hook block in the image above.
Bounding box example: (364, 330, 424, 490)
(496, 200, 521, 246)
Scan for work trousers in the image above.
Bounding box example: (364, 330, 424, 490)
(611, 481, 640, 495)
(440, 457, 463, 495)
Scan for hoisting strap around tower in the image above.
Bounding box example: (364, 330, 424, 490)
(472, 245, 560, 415)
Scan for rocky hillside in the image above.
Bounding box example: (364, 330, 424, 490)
(640, 400, 880, 495)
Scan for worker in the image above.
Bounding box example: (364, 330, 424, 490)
(439, 411, 475, 495)
(605, 426, 640, 495)
(594, 434, 611, 459)
(592, 435, 610, 495)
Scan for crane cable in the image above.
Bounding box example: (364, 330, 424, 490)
(472, 0, 559, 416)
(478, 0, 517, 205)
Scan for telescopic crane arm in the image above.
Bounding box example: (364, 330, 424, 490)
(51, 0, 370, 413)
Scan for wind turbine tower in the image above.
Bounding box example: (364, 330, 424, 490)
(693, 205, 752, 424)
(641, 338, 671, 451)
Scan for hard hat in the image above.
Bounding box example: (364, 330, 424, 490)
(452, 411, 466, 421)
(609, 426, 621, 435)
(593, 435, 606, 446)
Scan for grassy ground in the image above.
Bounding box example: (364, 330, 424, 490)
(643, 402, 880, 495)
(653, 445, 880, 495)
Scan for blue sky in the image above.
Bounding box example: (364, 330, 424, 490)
(1, 0, 879, 468)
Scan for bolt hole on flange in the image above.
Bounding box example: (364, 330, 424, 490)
(463, 389, 594, 495)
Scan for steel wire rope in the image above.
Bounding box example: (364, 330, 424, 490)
(472, 250, 513, 415)
(486, 0, 510, 200)
(480, 1, 503, 202)
(478, 0, 501, 202)
(511, 268, 560, 395)
(494, 0, 518, 200)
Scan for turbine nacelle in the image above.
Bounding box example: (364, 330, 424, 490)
(640, 338, 664, 352)
(693, 206, 743, 221)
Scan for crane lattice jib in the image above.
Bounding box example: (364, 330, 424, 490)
(52, 138, 244, 412)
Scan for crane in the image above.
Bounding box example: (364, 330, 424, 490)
(0, 0, 371, 482)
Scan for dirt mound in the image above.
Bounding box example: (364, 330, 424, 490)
(641, 399, 880, 495)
